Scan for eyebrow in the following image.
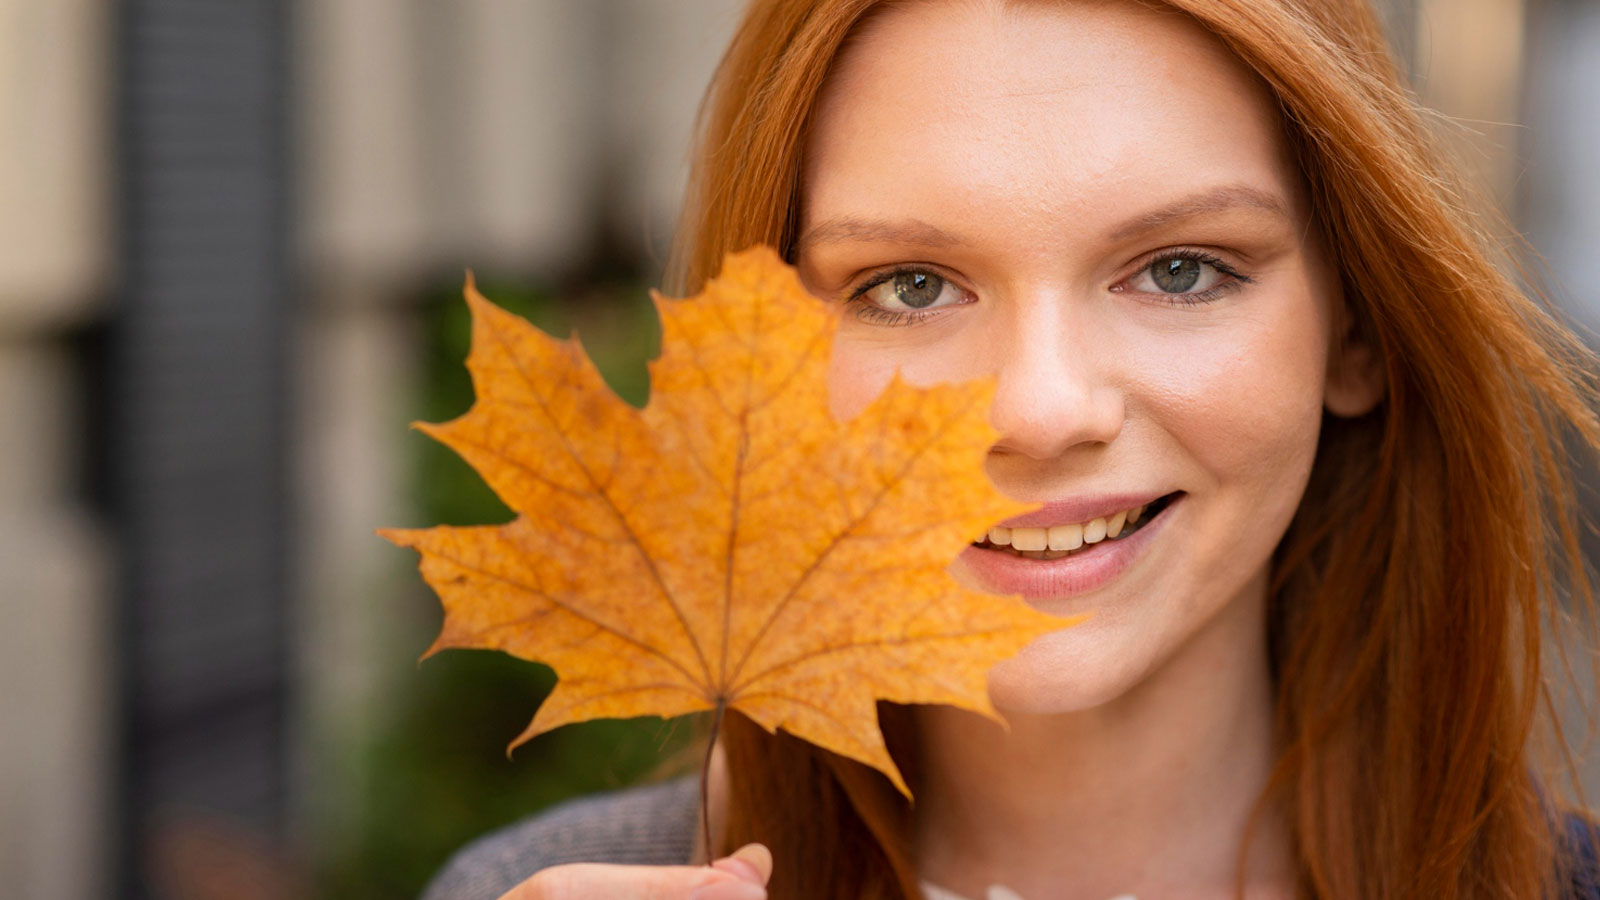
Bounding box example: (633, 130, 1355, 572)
(1106, 184, 1292, 241)
(797, 216, 962, 254)
(796, 183, 1293, 253)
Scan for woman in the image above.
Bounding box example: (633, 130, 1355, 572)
(424, 0, 1600, 897)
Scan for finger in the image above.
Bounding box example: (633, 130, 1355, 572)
(502, 861, 762, 900)
(709, 843, 773, 886)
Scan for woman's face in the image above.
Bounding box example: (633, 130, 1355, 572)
(796, 0, 1352, 713)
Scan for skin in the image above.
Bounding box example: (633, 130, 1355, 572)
(501, 0, 1380, 897)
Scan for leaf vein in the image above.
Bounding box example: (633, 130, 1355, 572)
(428, 547, 702, 686)
(724, 388, 985, 688)
(479, 317, 716, 686)
(730, 625, 1030, 697)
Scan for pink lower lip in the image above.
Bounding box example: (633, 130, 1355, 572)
(956, 496, 1179, 600)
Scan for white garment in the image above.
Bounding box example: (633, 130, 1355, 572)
(920, 880, 1136, 900)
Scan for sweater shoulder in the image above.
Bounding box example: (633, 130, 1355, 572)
(1563, 810, 1600, 900)
(420, 775, 698, 900)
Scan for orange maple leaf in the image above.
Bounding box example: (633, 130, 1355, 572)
(380, 245, 1074, 796)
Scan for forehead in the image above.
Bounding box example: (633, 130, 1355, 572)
(800, 0, 1301, 247)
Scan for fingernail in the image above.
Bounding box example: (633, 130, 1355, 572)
(714, 843, 772, 885)
(688, 880, 767, 900)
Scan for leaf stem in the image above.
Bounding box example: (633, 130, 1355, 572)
(701, 697, 726, 865)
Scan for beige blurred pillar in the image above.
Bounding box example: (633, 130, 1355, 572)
(0, 350, 111, 900)
(0, 1, 112, 899)
(451, 0, 608, 273)
(1414, 0, 1527, 208)
(298, 0, 609, 284)
(294, 0, 434, 862)
(297, 0, 432, 288)
(0, 0, 109, 325)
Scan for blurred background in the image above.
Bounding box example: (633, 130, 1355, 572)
(1, 0, 1597, 898)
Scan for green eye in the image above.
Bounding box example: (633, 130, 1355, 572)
(1150, 258, 1202, 293)
(845, 266, 968, 326)
(1124, 250, 1250, 305)
(891, 271, 944, 308)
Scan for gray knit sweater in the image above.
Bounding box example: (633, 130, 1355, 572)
(416, 777, 993, 900)
(421, 776, 699, 900)
(421, 775, 1600, 900)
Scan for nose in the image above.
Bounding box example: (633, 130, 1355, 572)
(986, 305, 1124, 460)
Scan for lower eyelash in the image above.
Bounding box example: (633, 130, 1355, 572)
(844, 299, 942, 327)
(1144, 280, 1244, 307)
(843, 265, 956, 327)
(1126, 249, 1253, 307)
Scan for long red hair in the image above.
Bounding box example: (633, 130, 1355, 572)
(667, 1, 1600, 897)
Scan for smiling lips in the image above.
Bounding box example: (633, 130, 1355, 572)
(971, 494, 1175, 561)
(957, 493, 1179, 599)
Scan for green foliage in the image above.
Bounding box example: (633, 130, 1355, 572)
(321, 274, 683, 900)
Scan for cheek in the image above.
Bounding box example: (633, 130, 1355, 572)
(1139, 302, 1329, 511)
(1125, 295, 1330, 669)
(827, 338, 894, 422)
(826, 326, 989, 422)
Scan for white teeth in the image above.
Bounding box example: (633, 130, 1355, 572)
(1083, 517, 1108, 543)
(980, 499, 1160, 554)
(1047, 522, 1083, 550)
(1010, 527, 1047, 551)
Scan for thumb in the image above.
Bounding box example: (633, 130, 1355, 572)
(506, 858, 766, 900)
(710, 843, 773, 886)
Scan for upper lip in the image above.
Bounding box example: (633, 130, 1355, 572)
(993, 492, 1171, 530)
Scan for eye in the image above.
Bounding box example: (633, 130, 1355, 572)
(845, 266, 970, 326)
(1131, 255, 1223, 294)
(1118, 249, 1251, 305)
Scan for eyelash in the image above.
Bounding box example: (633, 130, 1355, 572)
(844, 264, 968, 327)
(841, 248, 1254, 327)
(1117, 247, 1254, 307)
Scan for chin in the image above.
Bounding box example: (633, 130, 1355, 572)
(985, 625, 1145, 716)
